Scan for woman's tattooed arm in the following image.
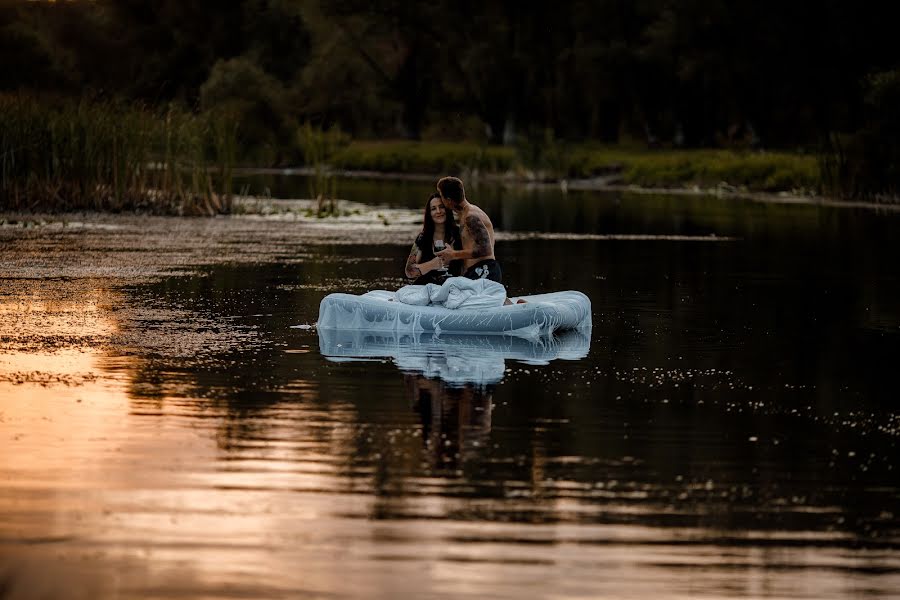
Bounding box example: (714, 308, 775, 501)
(405, 242, 423, 279)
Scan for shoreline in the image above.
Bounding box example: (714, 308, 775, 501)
(233, 166, 900, 213)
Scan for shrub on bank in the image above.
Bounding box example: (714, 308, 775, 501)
(333, 141, 517, 175)
(623, 151, 820, 192)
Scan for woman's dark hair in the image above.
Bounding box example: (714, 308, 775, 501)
(421, 192, 459, 245)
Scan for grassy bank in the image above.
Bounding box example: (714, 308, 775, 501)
(333, 141, 821, 194)
(333, 141, 518, 175)
(0, 94, 236, 215)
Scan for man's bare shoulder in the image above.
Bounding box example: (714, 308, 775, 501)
(466, 203, 491, 224)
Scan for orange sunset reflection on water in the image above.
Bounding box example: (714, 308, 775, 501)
(0, 285, 366, 597)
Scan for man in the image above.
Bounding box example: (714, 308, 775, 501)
(433, 176, 502, 283)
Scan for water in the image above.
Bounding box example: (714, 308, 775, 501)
(1, 179, 898, 599)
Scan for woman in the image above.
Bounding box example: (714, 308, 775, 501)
(405, 192, 462, 284)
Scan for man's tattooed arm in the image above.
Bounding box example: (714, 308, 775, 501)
(466, 215, 492, 259)
(405, 243, 423, 279)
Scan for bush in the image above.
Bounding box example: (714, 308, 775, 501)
(200, 57, 295, 165)
(333, 141, 516, 174)
(622, 150, 818, 192)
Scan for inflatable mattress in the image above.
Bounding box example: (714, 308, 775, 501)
(317, 290, 591, 338)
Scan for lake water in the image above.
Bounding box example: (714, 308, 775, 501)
(1, 177, 898, 599)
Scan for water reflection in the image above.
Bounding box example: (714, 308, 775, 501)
(319, 330, 590, 473)
(406, 374, 492, 469)
(318, 329, 591, 386)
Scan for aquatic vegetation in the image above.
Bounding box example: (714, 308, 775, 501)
(329, 140, 821, 194)
(0, 93, 237, 214)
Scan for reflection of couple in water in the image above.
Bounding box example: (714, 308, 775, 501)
(405, 373, 493, 469)
(405, 176, 503, 286)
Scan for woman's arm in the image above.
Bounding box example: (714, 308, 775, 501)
(405, 242, 423, 279)
(405, 243, 444, 279)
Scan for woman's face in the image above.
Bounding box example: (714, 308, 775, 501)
(429, 197, 446, 224)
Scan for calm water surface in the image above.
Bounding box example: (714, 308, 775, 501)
(1, 180, 898, 599)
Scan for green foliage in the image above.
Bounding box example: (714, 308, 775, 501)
(333, 141, 517, 175)
(0, 93, 237, 214)
(200, 57, 294, 165)
(329, 141, 819, 193)
(515, 130, 572, 180)
(622, 151, 820, 193)
(0, 18, 72, 90)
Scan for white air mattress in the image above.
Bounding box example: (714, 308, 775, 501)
(317, 290, 591, 338)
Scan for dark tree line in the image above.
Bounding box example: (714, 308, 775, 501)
(300, 0, 899, 153)
(2, 0, 898, 193)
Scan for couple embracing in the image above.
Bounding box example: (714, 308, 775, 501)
(404, 176, 502, 286)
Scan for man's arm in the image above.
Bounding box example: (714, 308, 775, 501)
(465, 215, 492, 259)
(438, 215, 492, 261)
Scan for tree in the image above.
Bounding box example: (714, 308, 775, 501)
(299, 0, 443, 139)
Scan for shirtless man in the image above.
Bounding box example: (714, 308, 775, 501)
(433, 176, 502, 283)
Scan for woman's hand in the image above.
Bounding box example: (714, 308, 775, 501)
(434, 247, 455, 263)
(419, 257, 442, 274)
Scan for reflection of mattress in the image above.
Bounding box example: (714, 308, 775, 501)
(318, 329, 591, 386)
(317, 290, 591, 338)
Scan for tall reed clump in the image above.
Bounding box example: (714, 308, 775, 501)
(0, 93, 238, 215)
(299, 123, 347, 217)
(818, 70, 900, 202)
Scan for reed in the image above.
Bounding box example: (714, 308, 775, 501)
(0, 93, 237, 214)
(299, 123, 347, 217)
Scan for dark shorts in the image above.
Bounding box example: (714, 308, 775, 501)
(463, 259, 502, 283)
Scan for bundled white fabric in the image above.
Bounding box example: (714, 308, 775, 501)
(394, 285, 431, 305)
(395, 276, 507, 310)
